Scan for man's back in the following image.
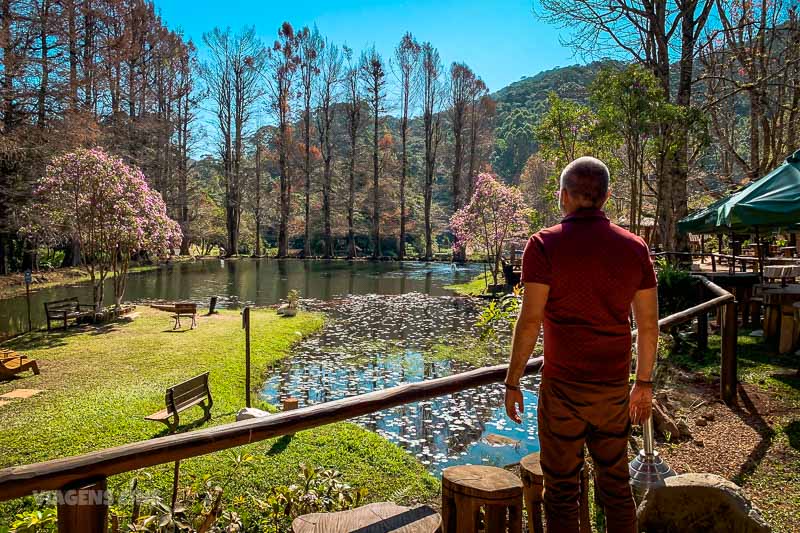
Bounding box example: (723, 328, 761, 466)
(521, 208, 656, 382)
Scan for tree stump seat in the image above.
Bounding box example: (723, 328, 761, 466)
(442, 464, 523, 532)
(292, 502, 441, 533)
(519, 453, 544, 533)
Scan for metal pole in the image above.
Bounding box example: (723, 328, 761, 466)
(242, 307, 251, 408)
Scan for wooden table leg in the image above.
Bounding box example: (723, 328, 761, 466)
(454, 493, 478, 533)
(779, 304, 795, 354)
(441, 484, 456, 533)
(485, 504, 506, 533)
(508, 502, 523, 533)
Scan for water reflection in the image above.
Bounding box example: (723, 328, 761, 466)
(0, 259, 482, 339)
(261, 293, 540, 474)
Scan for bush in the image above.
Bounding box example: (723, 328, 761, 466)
(656, 258, 699, 316)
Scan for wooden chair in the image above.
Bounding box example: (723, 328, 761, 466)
(442, 465, 523, 532)
(0, 351, 40, 378)
(44, 297, 93, 331)
(292, 502, 441, 532)
(145, 372, 212, 433)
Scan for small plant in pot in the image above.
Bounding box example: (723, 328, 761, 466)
(277, 289, 300, 317)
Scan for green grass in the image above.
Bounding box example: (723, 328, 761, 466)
(0, 308, 438, 526)
(444, 272, 493, 296)
(662, 330, 800, 528)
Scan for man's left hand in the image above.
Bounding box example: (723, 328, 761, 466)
(505, 387, 524, 424)
(629, 383, 652, 425)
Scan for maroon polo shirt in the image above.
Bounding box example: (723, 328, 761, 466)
(521, 208, 657, 382)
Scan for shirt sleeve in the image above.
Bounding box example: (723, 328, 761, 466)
(521, 234, 551, 285)
(638, 240, 657, 290)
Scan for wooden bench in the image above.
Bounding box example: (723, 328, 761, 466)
(44, 298, 94, 331)
(145, 372, 213, 433)
(171, 303, 198, 330)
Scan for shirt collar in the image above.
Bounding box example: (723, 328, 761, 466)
(562, 208, 609, 223)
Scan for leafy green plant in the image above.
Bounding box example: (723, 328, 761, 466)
(476, 294, 521, 340)
(10, 508, 57, 533)
(286, 289, 300, 308)
(654, 258, 698, 316)
(254, 464, 368, 533)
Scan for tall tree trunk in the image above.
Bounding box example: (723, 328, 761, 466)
(371, 90, 380, 259)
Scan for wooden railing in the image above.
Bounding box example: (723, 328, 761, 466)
(0, 278, 738, 532)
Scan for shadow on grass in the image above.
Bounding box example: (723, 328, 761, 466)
(266, 434, 293, 455)
(771, 372, 800, 391)
(785, 420, 800, 452)
(3, 319, 129, 351)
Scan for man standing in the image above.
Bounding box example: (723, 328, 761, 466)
(504, 157, 659, 533)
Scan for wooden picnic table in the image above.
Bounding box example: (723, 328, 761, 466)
(762, 285, 800, 353)
(780, 246, 796, 258)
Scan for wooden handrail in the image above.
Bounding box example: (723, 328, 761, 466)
(0, 358, 543, 501)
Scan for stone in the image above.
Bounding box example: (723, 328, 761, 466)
(677, 419, 692, 439)
(277, 304, 298, 317)
(693, 440, 704, 447)
(652, 398, 681, 440)
(236, 407, 270, 421)
(703, 413, 715, 422)
(695, 417, 708, 427)
(637, 473, 771, 533)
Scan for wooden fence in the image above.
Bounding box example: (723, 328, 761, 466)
(0, 279, 737, 532)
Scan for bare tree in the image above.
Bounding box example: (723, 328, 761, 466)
(359, 45, 386, 259)
(264, 22, 300, 258)
(343, 46, 362, 259)
(449, 62, 476, 262)
(201, 27, 264, 256)
(700, 0, 800, 183)
(420, 42, 443, 260)
(298, 26, 322, 257)
(315, 40, 343, 258)
(466, 79, 490, 200)
(392, 32, 420, 260)
(537, 0, 713, 251)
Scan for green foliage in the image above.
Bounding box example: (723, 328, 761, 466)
(476, 294, 520, 340)
(654, 259, 698, 316)
(9, 508, 57, 533)
(254, 464, 367, 532)
(492, 108, 538, 181)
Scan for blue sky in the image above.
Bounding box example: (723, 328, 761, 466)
(154, 0, 579, 95)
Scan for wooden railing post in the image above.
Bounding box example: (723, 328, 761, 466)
(57, 477, 108, 533)
(720, 300, 738, 405)
(696, 309, 708, 356)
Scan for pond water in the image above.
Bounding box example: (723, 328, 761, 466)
(261, 293, 540, 474)
(0, 259, 483, 339)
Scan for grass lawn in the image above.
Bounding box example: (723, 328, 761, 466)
(663, 331, 800, 529)
(0, 307, 438, 526)
(444, 272, 493, 296)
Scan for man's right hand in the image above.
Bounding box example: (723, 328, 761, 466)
(505, 387, 524, 424)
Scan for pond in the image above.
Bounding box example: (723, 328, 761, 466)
(0, 259, 484, 339)
(261, 293, 540, 474)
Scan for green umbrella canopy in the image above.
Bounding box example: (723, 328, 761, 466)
(679, 149, 800, 234)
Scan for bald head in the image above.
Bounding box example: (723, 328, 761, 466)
(559, 157, 610, 209)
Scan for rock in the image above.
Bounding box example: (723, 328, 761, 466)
(696, 417, 708, 427)
(652, 398, 681, 440)
(703, 413, 715, 422)
(482, 434, 520, 447)
(693, 439, 704, 447)
(677, 419, 692, 439)
(637, 473, 771, 533)
(277, 304, 298, 317)
(236, 407, 270, 421)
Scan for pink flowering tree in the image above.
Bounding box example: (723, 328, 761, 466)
(450, 173, 533, 287)
(22, 148, 181, 311)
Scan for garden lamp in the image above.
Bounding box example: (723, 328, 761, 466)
(629, 415, 675, 499)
